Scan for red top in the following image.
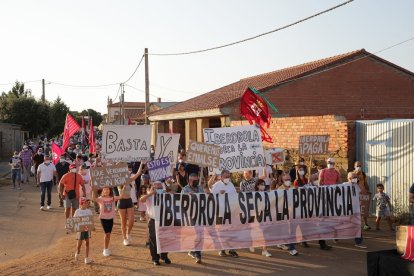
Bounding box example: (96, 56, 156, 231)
(294, 177, 308, 189)
(319, 168, 341, 185)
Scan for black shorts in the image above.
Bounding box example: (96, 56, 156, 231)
(100, 219, 114, 233)
(118, 198, 133, 209)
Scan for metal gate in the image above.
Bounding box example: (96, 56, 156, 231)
(356, 119, 414, 215)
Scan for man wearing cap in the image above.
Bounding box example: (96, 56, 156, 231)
(37, 155, 57, 210)
(59, 163, 85, 220)
(19, 145, 33, 183)
(318, 157, 341, 250)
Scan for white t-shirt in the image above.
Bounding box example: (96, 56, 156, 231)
(210, 180, 237, 193)
(37, 163, 56, 182)
(74, 208, 93, 217)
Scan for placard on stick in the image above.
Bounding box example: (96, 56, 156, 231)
(90, 163, 130, 189)
(265, 148, 284, 165)
(187, 140, 221, 168)
(299, 135, 330, 155)
(66, 215, 95, 232)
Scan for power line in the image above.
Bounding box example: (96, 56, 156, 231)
(125, 84, 177, 102)
(0, 79, 42, 86)
(123, 54, 145, 84)
(48, 81, 120, 88)
(149, 0, 355, 56)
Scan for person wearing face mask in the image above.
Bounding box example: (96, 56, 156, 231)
(9, 151, 23, 189)
(240, 170, 266, 192)
(33, 148, 45, 186)
(294, 165, 308, 189)
(56, 155, 70, 207)
(182, 173, 208, 263)
(354, 161, 371, 230)
(19, 145, 33, 183)
(247, 179, 273, 257)
(59, 163, 85, 220)
(290, 157, 307, 182)
(345, 172, 367, 249)
(140, 181, 172, 266)
(277, 174, 299, 256)
(210, 170, 239, 258)
(67, 147, 76, 160)
(319, 158, 341, 186)
(37, 156, 58, 210)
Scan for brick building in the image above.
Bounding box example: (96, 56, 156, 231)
(148, 49, 414, 178)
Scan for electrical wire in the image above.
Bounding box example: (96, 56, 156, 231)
(123, 54, 145, 84)
(124, 84, 177, 102)
(48, 81, 120, 88)
(149, 0, 355, 56)
(0, 79, 42, 86)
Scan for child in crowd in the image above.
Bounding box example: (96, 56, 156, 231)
(373, 183, 395, 231)
(80, 164, 91, 199)
(138, 185, 148, 221)
(74, 197, 94, 264)
(94, 187, 121, 257)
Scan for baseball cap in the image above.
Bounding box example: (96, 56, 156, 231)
(69, 164, 76, 169)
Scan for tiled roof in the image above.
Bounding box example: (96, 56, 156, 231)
(108, 102, 146, 108)
(150, 49, 370, 117)
(124, 109, 144, 119)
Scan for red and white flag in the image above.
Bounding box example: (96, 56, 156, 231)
(51, 142, 63, 165)
(62, 113, 81, 151)
(88, 117, 96, 154)
(402, 226, 414, 261)
(82, 115, 89, 145)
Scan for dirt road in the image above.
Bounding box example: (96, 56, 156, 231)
(0, 176, 397, 275)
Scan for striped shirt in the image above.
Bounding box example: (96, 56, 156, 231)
(240, 177, 258, 192)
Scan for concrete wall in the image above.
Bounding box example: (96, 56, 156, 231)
(0, 123, 22, 159)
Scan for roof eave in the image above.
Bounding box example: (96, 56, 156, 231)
(149, 108, 225, 121)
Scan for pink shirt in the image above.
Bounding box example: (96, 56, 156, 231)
(96, 197, 116, 219)
(319, 168, 341, 185)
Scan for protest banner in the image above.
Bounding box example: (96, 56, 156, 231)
(186, 140, 221, 168)
(265, 148, 284, 165)
(203, 125, 265, 174)
(66, 215, 95, 232)
(90, 163, 130, 189)
(101, 125, 151, 161)
(299, 135, 330, 155)
(151, 184, 361, 253)
(147, 157, 172, 181)
(154, 133, 180, 165)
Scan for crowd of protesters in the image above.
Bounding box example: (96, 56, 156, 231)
(9, 133, 394, 266)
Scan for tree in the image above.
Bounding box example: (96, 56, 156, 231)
(81, 109, 103, 126)
(49, 97, 70, 137)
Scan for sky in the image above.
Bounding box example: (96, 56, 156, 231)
(1, 0, 413, 115)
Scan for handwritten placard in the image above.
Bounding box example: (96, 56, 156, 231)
(90, 163, 130, 189)
(187, 140, 221, 168)
(147, 157, 172, 181)
(299, 135, 330, 155)
(66, 215, 95, 232)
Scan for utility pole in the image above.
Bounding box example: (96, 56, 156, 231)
(121, 83, 125, 125)
(119, 84, 122, 125)
(41, 79, 45, 102)
(144, 48, 149, 125)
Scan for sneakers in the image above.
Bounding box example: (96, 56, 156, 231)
(84, 257, 93, 264)
(249, 247, 255, 253)
(354, 244, 367, 249)
(363, 224, 371, 230)
(262, 250, 272, 257)
(188, 252, 196, 259)
(289, 249, 299, 256)
(123, 239, 130, 246)
(195, 256, 202, 263)
(40, 206, 44, 210)
(103, 249, 111, 257)
(228, 250, 238, 258)
(126, 234, 132, 243)
(153, 260, 160, 266)
(219, 250, 227, 257)
(47, 205, 52, 210)
(277, 244, 289, 250)
(162, 257, 171, 264)
(74, 253, 79, 261)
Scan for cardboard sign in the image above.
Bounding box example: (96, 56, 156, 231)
(90, 163, 130, 189)
(186, 140, 221, 168)
(66, 215, 95, 232)
(299, 135, 330, 155)
(154, 133, 180, 165)
(102, 125, 151, 161)
(360, 192, 371, 217)
(265, 148, 284, 165)
(203, 125, 265, 174)
(147, 157, 172, 181)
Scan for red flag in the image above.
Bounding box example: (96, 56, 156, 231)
(51, 142, 63, 165)
(128, 117, 132, 125)
(62, 113, 81, 151)
(82, 115, 89, 145)
(240, 87, 272, 142)
(88, 118, 96, 154)
(402, 226, 414, 261)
